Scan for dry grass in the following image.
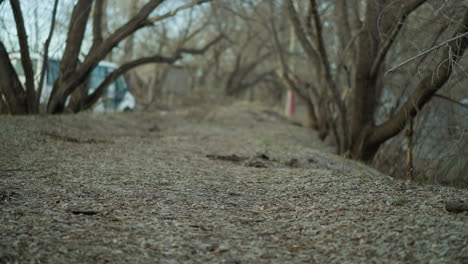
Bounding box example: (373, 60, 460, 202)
(0, 103, 467, 263)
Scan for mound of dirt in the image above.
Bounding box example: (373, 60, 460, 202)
(1, 103, 467, 263)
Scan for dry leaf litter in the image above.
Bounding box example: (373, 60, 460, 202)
(0, 103, 467, 263)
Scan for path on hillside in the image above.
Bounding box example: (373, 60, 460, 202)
(1, 103, 467, 263)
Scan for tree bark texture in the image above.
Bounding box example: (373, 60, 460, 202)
(0, 42, 27, 114)
(47, 0, 93, 113)
(10, 0, 36, 113)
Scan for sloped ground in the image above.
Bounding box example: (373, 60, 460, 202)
(0, 103, 467, 264)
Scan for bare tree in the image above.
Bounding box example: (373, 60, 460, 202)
(193, 0, 287, 102)
(0, 0, 216, 114)
(284, 0, 468, 162)
(82, 35, 223, 111)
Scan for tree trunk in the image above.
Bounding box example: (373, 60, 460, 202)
(48, 0, 166, 113)
(349, 0, 384, 159)
(0, 42, 27, 114)
(47, 0, 93, 113)
(353, 9, 468, 161)
(10, 0, 37, 113)
(68, 0, 106, 113)
(1, 0, 214, 114)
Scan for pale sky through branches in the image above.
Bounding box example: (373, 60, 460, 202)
(0, 0, 205, 60)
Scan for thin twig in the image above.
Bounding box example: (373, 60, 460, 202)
(146, 0, 212, 24)
(385, 31, 468, 75)
(37, 0, 59, 109)
(434, 94, 468, 108)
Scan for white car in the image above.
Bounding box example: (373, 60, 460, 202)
(9, 53, 136, 112)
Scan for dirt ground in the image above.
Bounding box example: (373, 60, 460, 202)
(1, 102, 467, 264)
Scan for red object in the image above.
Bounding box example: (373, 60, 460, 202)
(289, 92, 295, 117)
(285, 90, 296, 118)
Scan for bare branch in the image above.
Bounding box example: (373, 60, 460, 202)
(47, 0, 164, 113)
(59, 0, 93, 75)
(177, 34, 224, 55)
(309, 0, 347, 147)
(37, 0, 59, 107)
(370, 0, 428, 77)
(286, 0, 320, 64)
(10, 0, 36, 112)
(434, 94, 468, 108)
(277, 71, 320, 128)
(370, 9, 468, 146)
(145, 0, 212, 25)
(309, 0, 333, 87)
(335, 28, 364, 82)
(277, 71, 318, 101)
(47, 0, 93, 113)
(181, 13, 215, 47)
(236, 70, 275, 94)
(269, 4, 288, 72)
(305, 1, 316, 41)
(60, 0, 214, 108)
(349, 0, 363, 30)
(0, 41, 27, 114)
(83, 35, 223, 110)
(226, 50, 273, 96)
(336, 0, 352, 48)
(92, 0, 105, 46)
(400, 0, 428, 17)
(122, 0, 140, 62)
(385, 31, 468, 75)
